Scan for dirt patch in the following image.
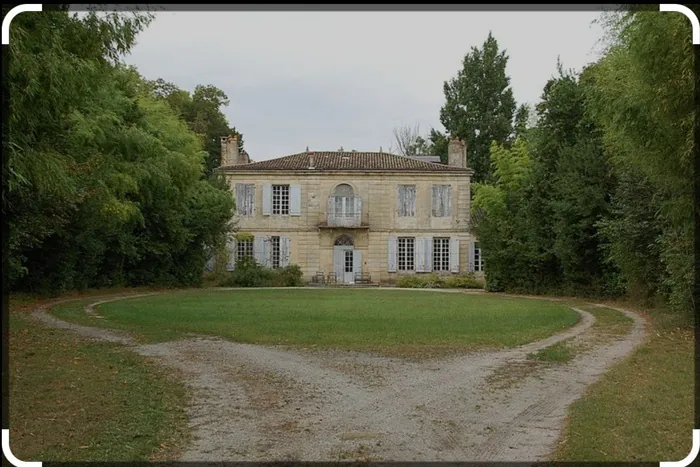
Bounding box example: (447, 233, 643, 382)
(28, 293, 647, 462)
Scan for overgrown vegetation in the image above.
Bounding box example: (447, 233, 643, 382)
(527, 339, 576, 364)
(4, 6, 238, 296)
(396, 273, 483, 289)
(462, 8, 695, 317)
(218, 257, 304, 288)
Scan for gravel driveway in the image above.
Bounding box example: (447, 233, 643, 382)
(30, 291, 647, 462)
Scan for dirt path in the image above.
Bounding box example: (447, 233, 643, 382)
(29, 291, 647, 462)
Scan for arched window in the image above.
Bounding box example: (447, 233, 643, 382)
(333, 184, 355, 217)
(333, 183, 354, 197)
(334, 234, 354, 246)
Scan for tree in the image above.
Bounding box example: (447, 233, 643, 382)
(587, 8, 695, 313)
(439, 32, 517, 183)
(428, 128, 450, 164)
(5, 7, 235, 294)
(147, 80, 245, 177)
(389, 123, 430, 156)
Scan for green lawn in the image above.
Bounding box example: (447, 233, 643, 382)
(9, 304, 188, 462)
(52, 289, 579, 357)
(552, 305, 694, 462)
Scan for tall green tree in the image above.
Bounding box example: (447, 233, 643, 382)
(6, 7, 236, 294)
(439, 32, 517, 182)
(147, 79, 245, 177)
(587, 8, 695, 313)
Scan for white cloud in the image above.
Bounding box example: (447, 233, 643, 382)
(123, 10, 604, 161)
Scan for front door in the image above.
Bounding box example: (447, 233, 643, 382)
(333, 245, 354, 284)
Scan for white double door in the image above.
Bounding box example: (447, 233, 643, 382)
(333, 246, 362, 284)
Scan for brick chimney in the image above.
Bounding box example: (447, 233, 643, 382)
(447, 137, 467, 168)
(220, 135, 249, 166)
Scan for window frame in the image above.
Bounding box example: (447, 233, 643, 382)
(432, 237, 451, 272)
(272, 184, 290, 215)
(398, 237, 415, 271)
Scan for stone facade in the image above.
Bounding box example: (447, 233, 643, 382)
(218, 136, 485, 283)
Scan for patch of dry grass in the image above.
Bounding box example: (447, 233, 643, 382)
(552, 305, 693, 462)
(8, 297, 189, 462)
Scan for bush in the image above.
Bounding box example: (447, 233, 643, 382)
(396, 273, 483, 289)
(271, 264, 304, 287)
(220, 257, 303, 287)
(443, 274, 484, 289)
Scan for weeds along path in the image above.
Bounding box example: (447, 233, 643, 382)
(28, 290, 647, 462)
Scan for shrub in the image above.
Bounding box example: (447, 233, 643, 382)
(220, 258, 303, 288)
(271, 264, 304, 287)
(443, 274, 484, 289)
(221, 257, 274, 287)
(397, 273, 484, 289)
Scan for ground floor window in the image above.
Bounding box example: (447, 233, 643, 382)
(474, 243, 483, 272)
(398, 237, 415, 271)
(237, 238, 254, 262)
(271, 236, 281, 269)
(433, 237, 450, 271)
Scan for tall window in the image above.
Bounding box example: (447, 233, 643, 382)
(272, 185, 290, 215)
(237, 238, 254, 262)
(474, 243, 483, 272)
(397, 185, 416, 217)
(235, 183, 255, 216)
(271, 236, 281, 269)
(433, 237, 450, 271)
(432, 185, 451, 217)
(398, 237, 415, 271)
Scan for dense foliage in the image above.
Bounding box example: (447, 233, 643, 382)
(466, 9, 695, 315)
(4, 8, 237, 294)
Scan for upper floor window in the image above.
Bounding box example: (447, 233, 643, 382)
(272, 185, 290, 215)
(432, 184, 452, 217)
(397, 185, 416, 217)
(235, 183, 255, 216)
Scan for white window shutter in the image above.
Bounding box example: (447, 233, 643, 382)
(469, 241, 476, 273)
(424, 237, 433, 272)
(247, 184, 255, 216)
(327, 196, 335, 217)
(262, 238, 271, 267)
(253, 237, 265, 265)
(353, 249, 362, 276)
(226, 239, 237, 271)
(235, 184, 244, 215)
(450, 237, 460, 273)
(354, 196, 362, 223)
(262, 184, 272, 216)
(280, 236, 291, 267)
(445, 185, 452, 217)
(415, 236, 425, 272)
(387, 236, 398, 272)
(333, 247, 344, 278)
(290, 184, 301, 216)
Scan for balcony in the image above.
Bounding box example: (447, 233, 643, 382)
(319, 195, 367, 228)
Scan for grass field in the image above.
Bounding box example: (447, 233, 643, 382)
(552, 305, 694, 462)
(51, 289, 580, 356)
(8, 298, 188, 462)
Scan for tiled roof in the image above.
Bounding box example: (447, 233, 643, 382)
(220, 151, 469, 172)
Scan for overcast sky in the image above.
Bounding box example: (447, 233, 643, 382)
(122, 11, 604, 162)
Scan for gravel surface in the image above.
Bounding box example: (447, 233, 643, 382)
(29, 291, 647, 462)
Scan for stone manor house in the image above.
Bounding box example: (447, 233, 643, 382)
(217, 135, 484, 284)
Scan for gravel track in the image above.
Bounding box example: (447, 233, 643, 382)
(28, 290, 647, 462)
